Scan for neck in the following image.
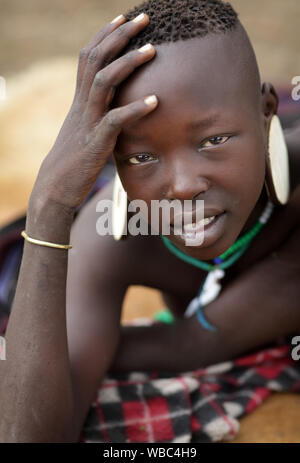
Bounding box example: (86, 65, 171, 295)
(238, 187, 269, 238)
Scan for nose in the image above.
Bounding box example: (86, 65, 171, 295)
(163, 155, 210, 201)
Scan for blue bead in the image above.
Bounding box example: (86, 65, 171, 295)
(214, 257, 223, 264)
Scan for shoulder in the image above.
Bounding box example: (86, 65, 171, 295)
(284, 183, 300, 221)
(267, 185, 300, 267)
(286, 123, 300, 193)
(69, 180, 133, 286)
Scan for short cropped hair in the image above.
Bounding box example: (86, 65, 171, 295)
(123, 0, 238, 52)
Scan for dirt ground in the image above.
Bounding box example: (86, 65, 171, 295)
(1, 0, 300, 443)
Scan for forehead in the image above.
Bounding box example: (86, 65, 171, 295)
(113, 31, 256, 138)
(118, 33, 249, 106)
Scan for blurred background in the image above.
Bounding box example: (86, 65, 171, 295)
(0, 0, 300, 442)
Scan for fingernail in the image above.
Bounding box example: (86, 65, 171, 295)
(133, 13, 146, 23)
(138, 43, 154, 53)
(111, 14, 125, 24)
(144, 95, 158, 106)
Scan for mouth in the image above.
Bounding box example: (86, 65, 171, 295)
(169, 211, 226, 247)
(170, 208, 224, 230)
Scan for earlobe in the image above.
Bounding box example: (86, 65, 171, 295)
(261, 84, 290, 205)
(112, 173, 128, 240)
(264, 114, 290, 206)
(261, 82, 279, 120)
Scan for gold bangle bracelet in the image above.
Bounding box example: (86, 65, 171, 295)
(21, 230, 72, 250)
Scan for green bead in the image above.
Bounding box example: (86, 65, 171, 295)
(154, 309, 175, 324)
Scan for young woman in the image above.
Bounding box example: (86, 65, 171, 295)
(0, 0, 300, 443)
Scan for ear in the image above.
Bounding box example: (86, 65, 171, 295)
(261, 82, 279, 134)
(261, 83, 290, 206)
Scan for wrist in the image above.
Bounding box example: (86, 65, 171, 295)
(26, 196, 75, 245)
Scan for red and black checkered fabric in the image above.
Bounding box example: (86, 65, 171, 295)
(79, 321, 300, 443)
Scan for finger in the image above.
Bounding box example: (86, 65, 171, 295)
(75, 14, 126, 94)
(79, 12, 150, 103)
(89, 95, 159, 158)
(86, 44, 156, 123)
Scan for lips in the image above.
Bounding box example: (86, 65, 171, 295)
(183, 215, 216, 233)
(167, 210, 227, 248)
(170, 208, 225, 228)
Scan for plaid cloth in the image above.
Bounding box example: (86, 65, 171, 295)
(78, 319, 300, 443)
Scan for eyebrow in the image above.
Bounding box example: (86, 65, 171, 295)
(186, 114, 221, 131)
(123, 114, 222, 142)
(122, 132, 147, 142)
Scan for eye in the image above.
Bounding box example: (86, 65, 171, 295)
(127, 153, 157, 165)
(200, 135, 230, 149)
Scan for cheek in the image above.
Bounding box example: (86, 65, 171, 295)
(117, 166, 164, 226)
(223, 140, 266, 212)
(117, 163, 160, 202)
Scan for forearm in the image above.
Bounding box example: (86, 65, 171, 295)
(110, 254, 300, 374)
(0, 199, 75, 442)
(110, 319, 222, 373)
(110, 308, 274, 375)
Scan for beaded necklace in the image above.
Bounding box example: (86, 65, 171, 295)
(161, 200, 274, 331)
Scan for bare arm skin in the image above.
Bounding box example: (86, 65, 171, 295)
(0, 186, 129, 442)
(0, 13, 158, 442)
(66, 183, 130, 442)
(0, 201, 75, 442)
